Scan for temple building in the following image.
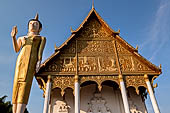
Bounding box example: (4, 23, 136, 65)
(36, 6, 162, 113)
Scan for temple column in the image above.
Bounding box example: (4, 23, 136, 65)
(43, 75, 52, 113)
(74, 75, 80, 113)
(144, 74, 160, 113)
(113, 39, 130, 113)
(119, 75, 131, 113)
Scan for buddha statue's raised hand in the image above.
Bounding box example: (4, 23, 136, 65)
(11, 26, 18, 38)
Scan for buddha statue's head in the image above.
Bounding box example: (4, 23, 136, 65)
(28, 14, 42, 35)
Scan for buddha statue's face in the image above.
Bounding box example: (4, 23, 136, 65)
(28, 20, 40, 33)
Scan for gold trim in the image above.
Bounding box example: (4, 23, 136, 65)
(36, 77, 46, 97)
(151, 76, 158, 85)
(113, 40, 122, 75)
(119, 74, 123, 82)
(75, 74, 79, 83)
(47, 75, 52, 82)
(144, 74, 149, 82)
(52, 76, 74, 93)
(75, 40, 79, 83)
(80, 75, 119, 91)
(126, 76, 147, 95)
(113, 40, 125, 83)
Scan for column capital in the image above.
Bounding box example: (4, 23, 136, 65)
(47, 75, 52, 82)
(144, 74, 149, 82)
(119, 74, 123, 82)
(75, 74, 79, 83)
(145, 74, 161, 113)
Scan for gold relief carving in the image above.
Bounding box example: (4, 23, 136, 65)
(46, 56, 118, 73)
(116, 42, 131, 54)
(80, 76, 119, 91)
(44, 55, 152, 73)
(125, 76, 147, 94)
(98, 57, 118, 72)
(119, 56, 133, 72)
(131, 56, 136, 71)
(52, 76, 74, 96)
(78, 57, 98, 72)
(45, 56, 98, 73)
(51, 75, 147, 96)
(45, 57, 76, 72)
(45, 64, 58, 72)
(132, 58, 151, 71)
(78, 18, 113, 41)
(61, 41, 76, 54)
(118, 55, 152, 72)
(44, 59, 59, 72)
(61, 57, 76, 72)
(78, 40, 114, 55)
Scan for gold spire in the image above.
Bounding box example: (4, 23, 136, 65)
(92, 0, 94, 9)
(35, 13, 39, 20)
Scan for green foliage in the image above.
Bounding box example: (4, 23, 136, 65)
(0, 95, 29, 113)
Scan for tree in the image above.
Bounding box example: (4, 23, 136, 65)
(0, 95, 29, 113)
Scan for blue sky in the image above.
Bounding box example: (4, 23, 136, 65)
(0, 0, 170, 113)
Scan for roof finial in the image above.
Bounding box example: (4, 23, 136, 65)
(35, 13, 39, 20)
(159, 64, 162, 69)
(92, 0, 94, 9)
(70, 27, 74, 33)
(136, 45, 139, 51)
(54, 44, 59, 51)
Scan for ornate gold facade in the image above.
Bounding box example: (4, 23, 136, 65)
(35, 8, 161, 97)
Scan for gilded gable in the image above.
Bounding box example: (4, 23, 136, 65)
(38, 9, 161, 76)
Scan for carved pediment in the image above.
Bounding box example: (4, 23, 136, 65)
(42, 42, 156, 75)
(37, 8, 161, 76)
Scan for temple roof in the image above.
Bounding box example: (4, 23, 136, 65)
(41, 8, 120, 66)
(37, 7, 161, 76)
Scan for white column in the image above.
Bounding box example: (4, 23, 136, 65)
(43, 75, 52, 113)
(75, 75, 80, 113)
(144, 74, 160, 113)
(119, 76, 130, 113)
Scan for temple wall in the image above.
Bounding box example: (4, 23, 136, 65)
(49, 84, 147, 113)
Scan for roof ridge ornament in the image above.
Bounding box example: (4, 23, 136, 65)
(136, 45, 139, 51)
(70, 26, 76, 34)
(159, 64, 162, 69)
(55, 44, 59, 51)
(92, 0, 95, 9)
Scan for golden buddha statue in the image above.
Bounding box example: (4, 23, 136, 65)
(11, 14, 46, 113)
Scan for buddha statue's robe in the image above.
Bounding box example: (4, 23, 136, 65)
(12, 35, 46, 104)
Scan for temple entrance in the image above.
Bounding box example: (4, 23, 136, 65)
(48, 80, 147, 113)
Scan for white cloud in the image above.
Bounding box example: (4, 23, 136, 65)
(140, 0, 170, 61)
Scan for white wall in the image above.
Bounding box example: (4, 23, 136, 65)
(49, 84, 147, 113)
